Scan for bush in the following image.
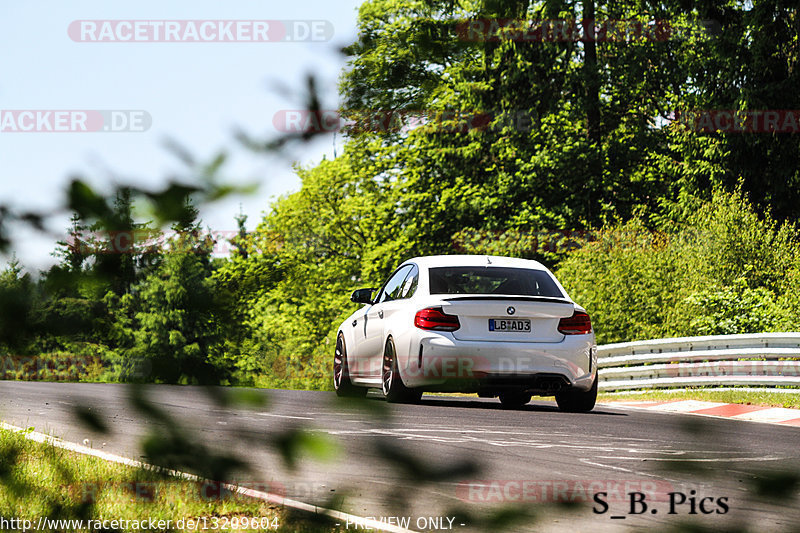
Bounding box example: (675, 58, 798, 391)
(556, 190, 800, 344)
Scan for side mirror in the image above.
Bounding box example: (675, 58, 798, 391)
(351, 288, 376, 305)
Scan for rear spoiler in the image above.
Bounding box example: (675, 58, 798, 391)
(440, 295, 572, 305)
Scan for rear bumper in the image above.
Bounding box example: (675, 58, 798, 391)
(399, 332, 597, 393)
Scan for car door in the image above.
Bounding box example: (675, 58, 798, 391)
(362, 265, 413, 377)
(381, 263, 419, 334)
(381, 264, 420, 365)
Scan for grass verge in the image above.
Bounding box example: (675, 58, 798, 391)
(0, 427, 341, 532)
(599, 389, 800, 409)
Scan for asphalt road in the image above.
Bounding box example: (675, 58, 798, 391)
(1, 381, 799, 532)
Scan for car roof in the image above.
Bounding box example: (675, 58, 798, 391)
(401, 255, 549, 271)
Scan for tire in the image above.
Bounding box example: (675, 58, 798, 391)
(498, 390, 532, 409)
(382, 338, 422, 403)
(334, 333, 366, 398)
(555, 375, 598, 413)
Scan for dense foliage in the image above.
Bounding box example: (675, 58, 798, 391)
(556, 189, 800, 344)
(2, 0, 800, 388)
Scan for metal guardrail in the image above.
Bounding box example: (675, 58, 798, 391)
(597, 332, 800, 391)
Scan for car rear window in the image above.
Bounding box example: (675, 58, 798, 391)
(428, 266, 564, 297)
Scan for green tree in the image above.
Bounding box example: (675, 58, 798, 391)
(339, 0, 710, 245)
(126, 245, 222, 384)
(53, 213, 89, 274)
(90, 187, 141, 296)
(122, 201, 226, 384)
(0, 257, 35, 353)
(556, 189, 799, 343)
(214, 145, 408, 388)
(665, 0, 800, 221)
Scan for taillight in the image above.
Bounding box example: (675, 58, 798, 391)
(558, 311, 592, 335)
(414, 307, 460, 332)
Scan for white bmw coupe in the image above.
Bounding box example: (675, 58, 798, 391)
(334, 255, 598, 411)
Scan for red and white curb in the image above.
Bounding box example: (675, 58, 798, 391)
(601, 400, 800, 427)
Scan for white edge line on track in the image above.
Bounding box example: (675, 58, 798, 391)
(0, 421, 418, 533)
(255, 412, 315, 420)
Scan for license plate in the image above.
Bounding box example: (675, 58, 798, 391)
(489, 318, 531, 332)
